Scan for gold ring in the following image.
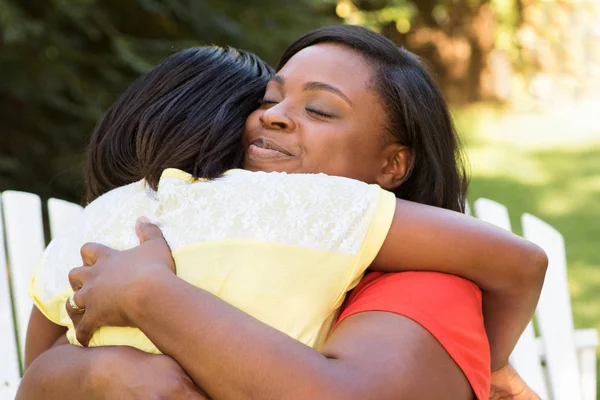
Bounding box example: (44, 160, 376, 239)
(68, 293, 84, 311)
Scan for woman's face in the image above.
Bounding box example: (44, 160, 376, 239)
(243, 43, 403, 186)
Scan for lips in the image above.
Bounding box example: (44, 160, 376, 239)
(246, 138, 295, 162)
(250, 138, 293, 156)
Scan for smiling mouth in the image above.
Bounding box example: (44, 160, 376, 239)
(250, 138, 293, 156)
(246, 138, 295, 162)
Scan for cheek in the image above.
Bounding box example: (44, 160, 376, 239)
(303, 127, 378, 177)
(243, 111, 262, 139)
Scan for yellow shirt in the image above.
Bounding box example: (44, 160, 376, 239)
(30, 169, 396, 352)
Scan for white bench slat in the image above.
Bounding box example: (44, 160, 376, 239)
(575, 329, 598, 400)
(535, 329, 599, 400)
(474, 198, 549, 398)
(2, 192, 597, 400)
(0, 195, 22, 397)
(474, 198, 512, 231)
(522, 213, 583, 400)
(511, 323, 550, 399)
(2, 191, 46, 360)
(48, 198, 83, 238)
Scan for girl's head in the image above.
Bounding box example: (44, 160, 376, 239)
(244, 25, 469, 212)
(85, 46, 273, 203)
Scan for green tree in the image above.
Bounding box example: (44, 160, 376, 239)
(0, 0, 337, 203)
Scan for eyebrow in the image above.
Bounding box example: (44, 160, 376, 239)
(270, 75, 354, 107)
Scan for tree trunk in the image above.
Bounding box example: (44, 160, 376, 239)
(389, 0, 496, 104)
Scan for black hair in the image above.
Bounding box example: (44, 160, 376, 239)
(85, 46, 274, 203)
(279, 25, 469, 212)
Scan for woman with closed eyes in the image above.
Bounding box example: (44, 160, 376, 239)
(19, 25, 544, 400)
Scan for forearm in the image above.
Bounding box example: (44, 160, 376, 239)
(483, 288, 541, 371)
(374, 202, 548, 370)
(131, 274, 360, 400)
(16, 344, 97, 400)
(480, 246, 546, 370)
(375, 200, 549, 294)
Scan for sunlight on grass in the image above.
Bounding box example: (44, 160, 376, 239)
(467, 146, 553, 185)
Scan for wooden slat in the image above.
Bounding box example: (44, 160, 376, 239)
(511, 323, 550, 399)
(0, 195, 22, 396)
(2, 191, 46, 360)
(474, 198, 549, 398)
(522, 213, 582, 400)
(48, 198, 83, 239)
(576, 330, 598, 400)
(473, 198, 512, 230)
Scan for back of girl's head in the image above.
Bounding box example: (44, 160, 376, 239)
(85, 46, 273, 203)
(279, 25, 469, 213)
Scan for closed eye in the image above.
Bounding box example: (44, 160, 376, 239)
(306, 108, 334, 118)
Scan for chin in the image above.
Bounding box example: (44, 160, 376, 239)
(244, 160, 298, 174)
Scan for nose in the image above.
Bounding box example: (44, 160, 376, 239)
(259, 104, 296, 132)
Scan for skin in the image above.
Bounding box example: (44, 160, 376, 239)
(20, 225, 473, 400)
(18, 44, 545, 399)
(243, 43, 409, 191)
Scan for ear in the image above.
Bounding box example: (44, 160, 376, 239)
(375, 144, 412, 190)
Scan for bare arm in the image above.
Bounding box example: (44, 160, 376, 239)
(24, 307, 67, 369)
(20, 306, 207, 400)
(19, 309, 471, 400)
(125, 274, 471, 400)
(371, 199, 547, 294)
(370, 199, 548, 369)
(18, 343, 102, 400)
(65, 223, 473, 400)
(17, 344, 206, 400)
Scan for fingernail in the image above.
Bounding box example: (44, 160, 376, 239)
(138, 216, 150, 224)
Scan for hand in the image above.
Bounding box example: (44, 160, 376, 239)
(66, 218, 175, 346)
(489, 364, 541, 400)
(93, 346, 209, 400)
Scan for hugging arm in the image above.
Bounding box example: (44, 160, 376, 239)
(370, 198, 548, 369)
(20, 292, 471, 400)
(19, 308, 207, 400)
(19, 223, 472, 400)
(18, 341, 207, 400)
(117, 270, 472, 400)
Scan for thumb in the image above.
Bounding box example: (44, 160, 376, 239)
(135, 217, 166, 244)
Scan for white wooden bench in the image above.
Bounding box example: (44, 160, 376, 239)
(475, 198, 599, 400)
(0, 191, 83, 398)
(1, 191, 597, 399)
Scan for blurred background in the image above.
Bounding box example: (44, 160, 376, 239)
(1, 0, 599, 391)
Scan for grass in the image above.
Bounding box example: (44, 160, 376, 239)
(454, 102, 600, 396)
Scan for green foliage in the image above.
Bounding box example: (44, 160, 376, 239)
(336, 0, 416, 32)
(0, 0, 337, 202)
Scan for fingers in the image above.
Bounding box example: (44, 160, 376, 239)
(68, 266, 92, 291)
(80, 242, 113, 266)
(65, 290, 85, 329)
(135, 217, 167, 245)
(75, 312, 97, 347)
(66, 302, 83, 329)
(64, 290, 96, 347)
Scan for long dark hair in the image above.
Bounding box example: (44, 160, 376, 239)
(279, 25, 469, 212)
(85, 46, 273, 203)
